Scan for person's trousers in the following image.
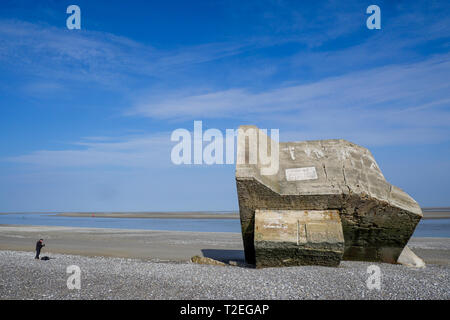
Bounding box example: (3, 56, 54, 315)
(35, 249, 40, 259)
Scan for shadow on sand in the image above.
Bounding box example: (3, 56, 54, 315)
(201, 249, 249, 267)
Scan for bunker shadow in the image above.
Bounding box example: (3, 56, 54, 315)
(201, 249, 254, 268)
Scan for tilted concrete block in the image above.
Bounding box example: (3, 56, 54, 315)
(235, 125, 423, 267)
(254, 209, 344, 267)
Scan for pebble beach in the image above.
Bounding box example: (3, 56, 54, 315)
(0, 224, 449, 300)
(1, 250, 449, 300)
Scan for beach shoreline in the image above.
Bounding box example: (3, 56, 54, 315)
(1, 247, 449, 300)
(1, 225, 449, 300)
(1, 209, 449, 219)
(0, 224, 449, 265)
(0, 225, 244, 262)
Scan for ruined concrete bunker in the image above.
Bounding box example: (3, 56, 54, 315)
(235, 125, 423, 268)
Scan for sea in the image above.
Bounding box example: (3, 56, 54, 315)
(0, 212, 449, 237)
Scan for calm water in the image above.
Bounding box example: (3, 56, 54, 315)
(0, 213, 241, 233)
(412, 218, 450, 238)
(0, 213, 449, 237)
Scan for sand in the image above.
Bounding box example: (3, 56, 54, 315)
(0, 224, 449, 266)
(0, 225, 244, 262)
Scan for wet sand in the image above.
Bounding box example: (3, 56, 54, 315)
(0, 225, 449, 266)
(0, 225, 244, 262)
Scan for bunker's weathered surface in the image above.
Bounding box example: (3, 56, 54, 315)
(235, 125, 423, 267)
(254, 209, 344, 268)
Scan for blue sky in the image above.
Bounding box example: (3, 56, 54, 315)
(0, 0, 449, 212)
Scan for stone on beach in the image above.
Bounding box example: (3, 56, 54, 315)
(397, 246, 426, 268)
(235, 125, 424, 267)
(190, 255, 227, 266)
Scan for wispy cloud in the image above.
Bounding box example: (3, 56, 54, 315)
(130, 54, 450, 146)
(2, 1, 449, 96)
(7, 133, 174, 168)
(0, 19, 295, 91)
(130, 54, 450, 118)
(0, 19, 263, 90)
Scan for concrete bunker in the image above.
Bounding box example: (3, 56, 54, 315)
(235, 125, 423, 268)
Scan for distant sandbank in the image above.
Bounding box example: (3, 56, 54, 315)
(421, 208, 450, 219)
(58, 211, 239, 219)
(1, 208, 449, 219)
(0, 211, 239, 219)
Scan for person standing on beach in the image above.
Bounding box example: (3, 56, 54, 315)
(35, 239, 45, 259)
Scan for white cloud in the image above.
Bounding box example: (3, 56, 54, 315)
(129, 54, 450, 146)
(0, 19, 276, 89)
(7, 134, 175, 168)
(132, 55, 450, 118)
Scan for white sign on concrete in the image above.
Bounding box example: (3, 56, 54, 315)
(285, 167, 318, 181)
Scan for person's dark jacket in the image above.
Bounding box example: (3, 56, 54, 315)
(36, 241, 44, 251)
